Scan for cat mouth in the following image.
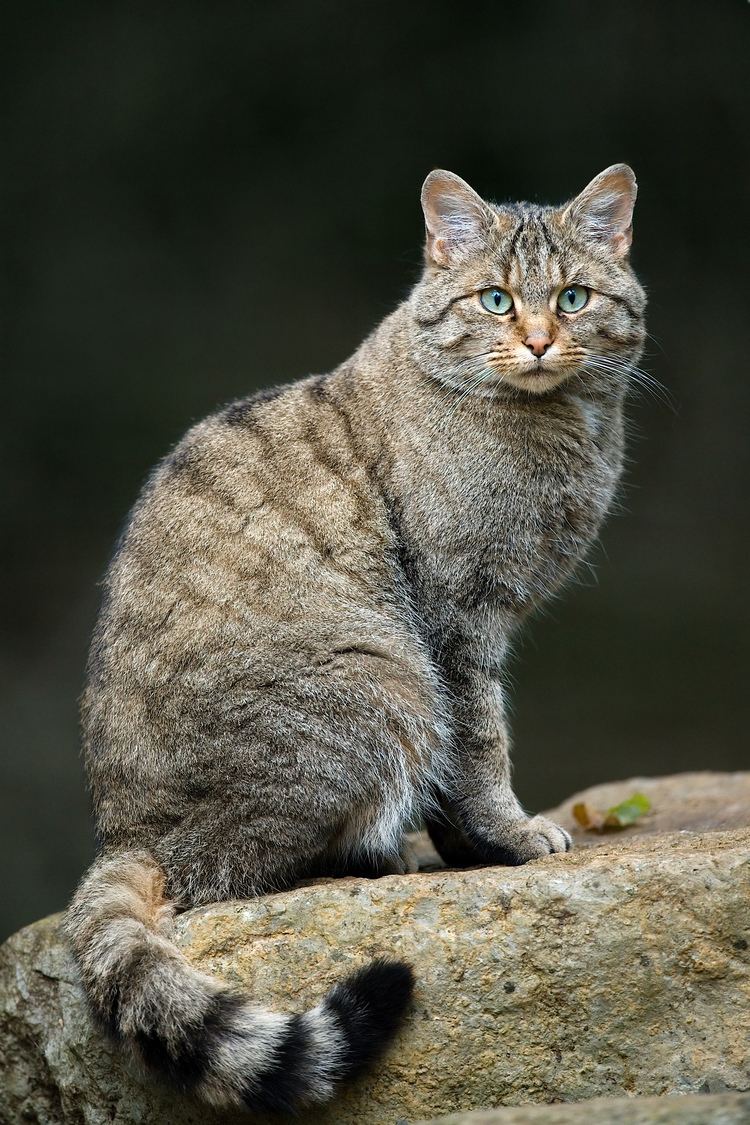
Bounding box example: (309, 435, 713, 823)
(499, 359, 574, 394)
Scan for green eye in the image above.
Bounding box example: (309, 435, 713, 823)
(557, 285, 589, 313)
(480, 287, 513, 315)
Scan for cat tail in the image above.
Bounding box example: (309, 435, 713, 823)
(65, 850, 414, 1113)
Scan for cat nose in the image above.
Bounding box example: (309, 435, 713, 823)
(524, 332, 553, 358)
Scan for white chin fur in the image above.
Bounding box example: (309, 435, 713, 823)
(500, 369, 570, 394)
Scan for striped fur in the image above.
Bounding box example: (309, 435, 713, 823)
(68, 166, 646, 1112)
(66, 852, 413, 1113)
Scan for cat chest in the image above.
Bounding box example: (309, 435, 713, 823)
(402, 430, 618, 614)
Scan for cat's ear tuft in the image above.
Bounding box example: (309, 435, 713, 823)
(421, 170, 496, 267)
(563, 164, 637, 257)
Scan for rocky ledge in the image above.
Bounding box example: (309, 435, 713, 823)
(420, 1091, 750, 1124)
(1, 772, 749, 1125)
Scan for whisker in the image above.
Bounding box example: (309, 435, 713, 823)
(582, 353, 676, 412)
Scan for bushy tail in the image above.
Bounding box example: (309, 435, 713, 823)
(65, 851, 414, 1114)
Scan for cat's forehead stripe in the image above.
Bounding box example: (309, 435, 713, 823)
(502, 213, 564, 295)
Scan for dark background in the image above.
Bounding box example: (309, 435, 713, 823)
(1, 2, 748, 941)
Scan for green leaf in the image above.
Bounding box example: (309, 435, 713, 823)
(603, 793, 651, 829)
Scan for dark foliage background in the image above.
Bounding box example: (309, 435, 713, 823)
(1, 1, 748, 940)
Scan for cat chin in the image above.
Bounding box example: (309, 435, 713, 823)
(435, 368, 573, 399)
(500, 369, 572, 395)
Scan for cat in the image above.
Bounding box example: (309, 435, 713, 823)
(66, 164, 646, 1114)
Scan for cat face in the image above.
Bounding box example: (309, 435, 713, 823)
(409, 166, 646, 397)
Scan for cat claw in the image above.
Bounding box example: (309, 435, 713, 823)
(523, 814, 573, 855)
(481, 815, 573, 866)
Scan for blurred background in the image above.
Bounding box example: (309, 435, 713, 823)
(1, 1, 748, 941)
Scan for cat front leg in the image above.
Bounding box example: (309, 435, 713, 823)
(433, 672, 572, 867)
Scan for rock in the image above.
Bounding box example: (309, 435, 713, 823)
(1, 772, 750, 1125)
(545, 771, 750, 844)
(411, 771, 750, 870)
(419, 1091, 750, 1124)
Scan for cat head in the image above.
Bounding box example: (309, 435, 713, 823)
(409, 166, 646, 397)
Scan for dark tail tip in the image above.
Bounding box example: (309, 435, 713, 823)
(325, 957, 415, 1079)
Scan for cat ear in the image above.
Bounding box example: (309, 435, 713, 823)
(563, 164, 637, 257)
(421, 170, 497, 267)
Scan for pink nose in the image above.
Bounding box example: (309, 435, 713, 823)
(524, 333, 552, 358)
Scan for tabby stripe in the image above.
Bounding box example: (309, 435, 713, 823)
(598, 289, 640, 321)
(413, 293, 464, 327)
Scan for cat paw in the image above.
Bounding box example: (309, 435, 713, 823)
(398, 838, 420, 874)
(479, 815, 573, 866)
(519, 815, 573, 858)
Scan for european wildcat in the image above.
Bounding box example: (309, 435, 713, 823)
(67, 165, 646, 1114)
